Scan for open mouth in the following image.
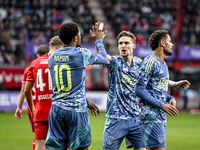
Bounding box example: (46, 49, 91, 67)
(122, 49, 126, 52)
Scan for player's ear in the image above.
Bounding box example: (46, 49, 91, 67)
(73, 36, 78, 43)
(133, 43, 136, 50)
(160, 40, 165, 47)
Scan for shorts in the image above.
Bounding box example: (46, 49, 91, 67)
(34, 121, 49, 139)
(45, 105, 91, 150)
(28, 113, 34, 132)
(140, 122, 166, 149)
(103, 118, 145, 150)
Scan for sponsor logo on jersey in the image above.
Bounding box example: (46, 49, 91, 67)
(38, 94, 53, 100)
(40, 59, 48, 64)
(159, 78, 168, 86)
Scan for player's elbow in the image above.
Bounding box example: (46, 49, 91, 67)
(135, 84, 145, 98)
(102, 57, 108, 64)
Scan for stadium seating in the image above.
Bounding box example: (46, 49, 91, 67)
(0, 0, 200, 92)
(0, 0, 96, 66)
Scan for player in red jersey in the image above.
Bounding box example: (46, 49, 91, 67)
(15, 45, 49, 150)
(25, 36, 64, 150)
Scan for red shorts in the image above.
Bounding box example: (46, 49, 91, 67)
(34, 121, 49, 139)
(28, 113, 35, 132)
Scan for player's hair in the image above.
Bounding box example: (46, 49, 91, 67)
(58, 22, 79, 45)
(37, 45, 49, 57)
(117, 31, 136, 44)
(49, 36, 63, 49)
(148, 30, 169, 51)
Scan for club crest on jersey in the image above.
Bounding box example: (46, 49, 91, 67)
(142, 74, 149, 82)
(107, 136, 113, 145)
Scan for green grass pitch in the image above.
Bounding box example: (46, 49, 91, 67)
(0, 112, 199, 150)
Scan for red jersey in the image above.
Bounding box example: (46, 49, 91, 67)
(26, 54, 53, 121)
(22, 66, 37, 114)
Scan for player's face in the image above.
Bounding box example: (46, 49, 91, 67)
(163, 34, 174, 56)
(118, 36, 136, 58)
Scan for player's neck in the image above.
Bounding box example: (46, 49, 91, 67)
(49, 47, 59, 54)
(63, 42, 76, 47)
(122, 56, 132, 66)
(153, 49, 166, 61)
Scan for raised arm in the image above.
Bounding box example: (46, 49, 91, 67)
(89, 21, 109, 64)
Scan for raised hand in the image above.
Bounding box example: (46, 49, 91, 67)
(90, 21, 108, 42)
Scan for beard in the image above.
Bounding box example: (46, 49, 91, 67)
(167, 51, 173, 56)
(164, 48, 173, 56)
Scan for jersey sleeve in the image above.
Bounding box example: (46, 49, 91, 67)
(166, 94, 175, 102)
(22, 67, 29, 83)
(26, 62, 35, 83)
(105, 56, 118, 71)
(136, 59, 164, 109)
(81, 39, 108, 66)
(94, 39, 108, 64)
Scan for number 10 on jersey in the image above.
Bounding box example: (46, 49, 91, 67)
(54, 64, 72, 92)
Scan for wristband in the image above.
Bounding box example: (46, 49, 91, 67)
(168, 80, 175, 87)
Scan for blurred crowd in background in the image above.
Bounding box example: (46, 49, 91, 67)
(100, 0, 200, 46)
(0, 0, 96, 66)
(0, 0, 200, 109)
(0, 0, 200, 66)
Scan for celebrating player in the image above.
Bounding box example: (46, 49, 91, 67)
(103, 31, 146, 150)
(102, 30, 191, 150)
(135, 30, 178, 150)
(45, 21, 108, 150)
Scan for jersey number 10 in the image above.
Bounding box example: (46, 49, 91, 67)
(54, 64, 72, 92)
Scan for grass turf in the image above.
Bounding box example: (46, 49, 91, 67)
(0, 112, 199, 150)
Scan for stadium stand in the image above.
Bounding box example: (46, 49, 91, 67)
(0, 0, 101, 66)
(99, 0, 177, 45)
(0, 0, 200, 94)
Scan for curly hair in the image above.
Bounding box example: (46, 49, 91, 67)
(148, 30, 169, 51)
(117, 31, 136, 44)
(37, 45, 49, 57)
(58, 22, 79, 45)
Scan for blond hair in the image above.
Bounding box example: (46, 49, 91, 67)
(49, 36, 63, 49)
